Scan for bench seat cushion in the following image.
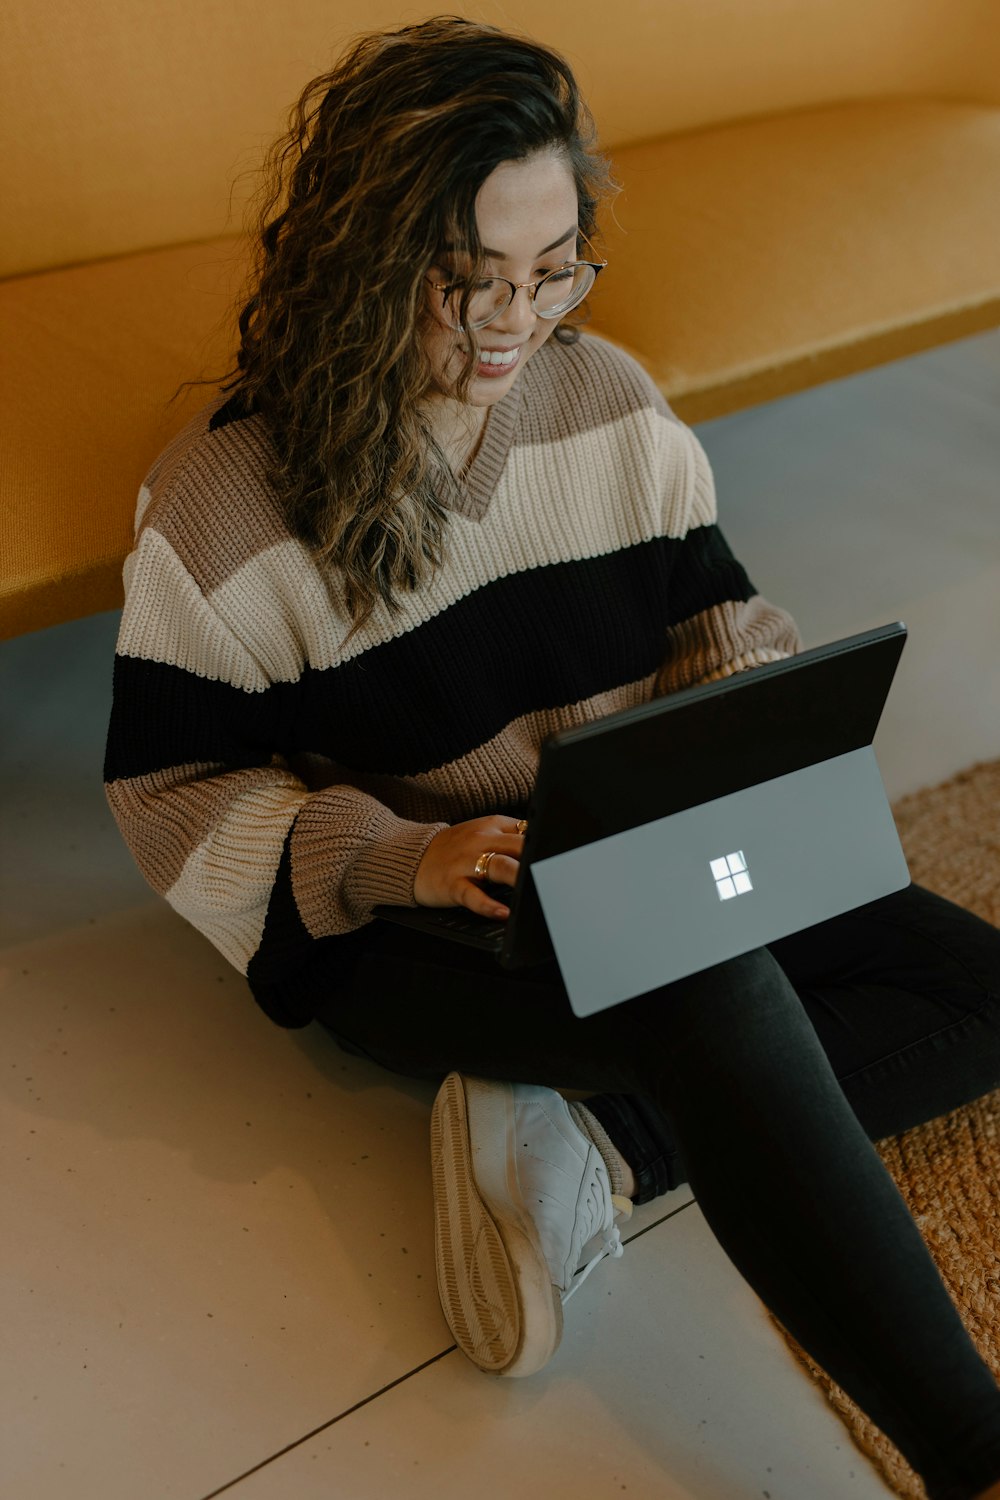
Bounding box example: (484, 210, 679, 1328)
(3, 97, 999, 638)
(1, 238, 243, 637)
(591, 98, 1000, 420)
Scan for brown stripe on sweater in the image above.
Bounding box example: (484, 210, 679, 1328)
(106, 761, 302, 896)
(654, 595, 802, 697)
(281, 672, 659, 938)
(516, 334, 676, 446)
(291, 792, 448, 937)
(142, 400, 217, 499)
(139, 408, 289, 596)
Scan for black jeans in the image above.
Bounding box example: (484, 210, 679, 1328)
(308, 884, 1000, 1500)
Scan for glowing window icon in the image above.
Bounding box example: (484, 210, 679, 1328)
(710, 851, 753, 901)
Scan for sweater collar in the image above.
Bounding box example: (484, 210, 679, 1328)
(433, 371, 523, 522)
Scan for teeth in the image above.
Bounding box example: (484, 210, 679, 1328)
(481, 348, 518, 366)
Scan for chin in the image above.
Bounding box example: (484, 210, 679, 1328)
(468, 377, 517, 405)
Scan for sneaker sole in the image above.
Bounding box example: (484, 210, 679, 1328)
(431, 1072, 563, 1377)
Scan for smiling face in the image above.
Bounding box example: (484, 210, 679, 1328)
(422, 149, 580, 415)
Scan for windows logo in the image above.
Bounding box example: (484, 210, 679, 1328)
(710, 851, 753, 901)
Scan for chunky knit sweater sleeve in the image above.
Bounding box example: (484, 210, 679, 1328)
(104, 333, 799, 1026)
(103, 408, 452, 1023)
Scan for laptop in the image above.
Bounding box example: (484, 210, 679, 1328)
(372, 622, 911, 1018)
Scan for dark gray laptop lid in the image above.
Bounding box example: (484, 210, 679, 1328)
(523, 623, 907, 857)
(504, 622, 908, 968)
(531, 745, 911, 1015)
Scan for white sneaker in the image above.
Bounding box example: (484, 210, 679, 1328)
(430, 1071, 632, 1377)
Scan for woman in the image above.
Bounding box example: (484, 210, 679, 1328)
(104, 17, 1000, 1497)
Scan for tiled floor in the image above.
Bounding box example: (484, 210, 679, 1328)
(2, 330, 998, 1500)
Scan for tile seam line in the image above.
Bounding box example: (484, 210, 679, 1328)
(623, 1195, 697, 1246)
(195, 1196, 696, 1499)
(195, 1345, 458, 1499)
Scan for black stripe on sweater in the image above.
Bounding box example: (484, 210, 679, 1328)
(106, 525, 754, 784)
(103, 656, 282, 783)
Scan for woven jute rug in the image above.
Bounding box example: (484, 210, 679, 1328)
(773, 758, 1000, 1497)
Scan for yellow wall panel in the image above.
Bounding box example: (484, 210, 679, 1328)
(1, 0, 998, 277)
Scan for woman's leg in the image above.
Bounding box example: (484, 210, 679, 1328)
(602, 886, 1000, 1498)
(309, 896, 1000, 1498)
(771, 883, 1000, 1139)
(615, 946, 1000, 1500)
(583, 883, 1000, 1202)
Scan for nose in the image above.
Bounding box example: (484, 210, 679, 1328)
(485, 283, 538, 338)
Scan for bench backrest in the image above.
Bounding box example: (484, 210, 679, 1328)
(3, 0, 998, 279)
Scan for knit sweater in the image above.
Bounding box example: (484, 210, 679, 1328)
(104, 332, 800, 1026)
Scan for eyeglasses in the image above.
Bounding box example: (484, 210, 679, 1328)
(427, 231, 607, 332)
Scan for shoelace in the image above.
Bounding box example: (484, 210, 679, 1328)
(561, 1193, 633, 1305)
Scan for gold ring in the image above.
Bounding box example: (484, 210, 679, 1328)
(474, 851, 497, 878)
(515, 819, 528, 836)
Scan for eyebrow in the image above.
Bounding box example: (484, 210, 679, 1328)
(441, 226, 579, 260)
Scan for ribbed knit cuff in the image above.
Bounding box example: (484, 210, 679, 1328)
(569, 1101, 627, 1197)
(343, 819, 450, 913)
(583, 1093, 687, 1204)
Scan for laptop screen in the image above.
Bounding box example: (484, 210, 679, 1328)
(525, 623, 907, 863)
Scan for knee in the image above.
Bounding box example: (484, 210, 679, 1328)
(698, 946, 791, 1012)
(614, 948, 812, 1100)
(654, 946, 806, 1060)
(619, 947, 785, 1038)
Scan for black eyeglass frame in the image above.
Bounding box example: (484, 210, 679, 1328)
(426, 230, 608, 332)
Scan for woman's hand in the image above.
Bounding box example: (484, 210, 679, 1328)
(413, 814, 526, 918)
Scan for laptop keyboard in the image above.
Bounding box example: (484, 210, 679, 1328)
(428, 909, 506, 942)
(427, 881, 513, 941)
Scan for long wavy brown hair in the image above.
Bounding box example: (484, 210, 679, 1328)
(230, 16, 613, 640)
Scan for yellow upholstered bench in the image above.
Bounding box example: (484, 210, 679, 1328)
(2, 0, 998, 638)
(593, 99, 1000, 421)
